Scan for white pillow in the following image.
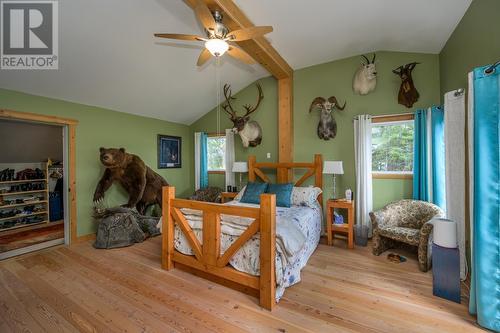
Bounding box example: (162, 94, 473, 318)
(291, 186, 322, 207)
(233, 186, 246, 201)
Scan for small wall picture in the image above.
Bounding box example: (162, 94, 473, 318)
(158, 135, 181, 168)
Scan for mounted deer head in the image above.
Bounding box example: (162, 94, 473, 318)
(393, 62, 420, 108)
(353, 53, 377, 95)
(309, 96, 346, 140)
(223, 83, 264, 147)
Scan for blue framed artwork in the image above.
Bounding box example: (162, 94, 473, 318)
(158, 135, 181, 169)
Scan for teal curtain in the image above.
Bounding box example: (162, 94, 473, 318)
(430, 106, 446, 210)
(469, 65, 500, 332)
(413, 109, 429, 201)
(200, 132, 208, 188)
(412, 107, 446, 211)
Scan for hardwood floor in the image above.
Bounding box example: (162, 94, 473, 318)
(0, 220, 64, 253)
(0, 237, 483, 332)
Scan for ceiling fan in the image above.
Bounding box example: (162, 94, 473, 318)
(154, 0, 273, 66)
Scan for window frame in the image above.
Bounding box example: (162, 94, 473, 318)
(371, 114, 415, 180)
(207, 134, 226, 174)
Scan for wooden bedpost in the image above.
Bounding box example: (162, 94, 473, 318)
(162, 186, 175, 270)
(314, 154, 323, 207)
(259, 193, 276, 310)
(248, 155, 256, 182)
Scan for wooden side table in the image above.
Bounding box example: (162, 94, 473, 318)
(326, 199, 355, 249)
(221, 192, 238, 203)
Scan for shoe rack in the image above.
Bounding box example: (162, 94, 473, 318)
(0, 163, 50, 233)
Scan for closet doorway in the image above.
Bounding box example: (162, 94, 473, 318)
(0, 110, 77, 260)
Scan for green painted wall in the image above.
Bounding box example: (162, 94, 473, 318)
(192, 51, 440, 209)
(0, 89, 193, 237)
(440, 0, 500, 96)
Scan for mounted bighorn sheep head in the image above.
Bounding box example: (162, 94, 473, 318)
(309, 96, 346, 140)
(223, 83, 264, 148)
(393, 62, 420, 108)
(353, 53, 377, 95)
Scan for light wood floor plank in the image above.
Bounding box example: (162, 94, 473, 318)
(0, 236, 484, 333)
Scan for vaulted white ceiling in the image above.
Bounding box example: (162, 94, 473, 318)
(0, 0, 472, 124)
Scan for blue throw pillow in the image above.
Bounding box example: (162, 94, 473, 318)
(266, 183, 294, 208)
(240, 182, 269, 204)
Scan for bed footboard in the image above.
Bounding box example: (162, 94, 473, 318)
(161, 186, 277, 310)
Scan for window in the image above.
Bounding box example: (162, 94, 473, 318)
(371, 119, 414, 177)
(207, 136, 226, 172)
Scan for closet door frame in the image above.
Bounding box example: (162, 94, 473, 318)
(0, 109, 78, 244)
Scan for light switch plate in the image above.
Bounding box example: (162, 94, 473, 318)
(267, 153, 271, 159)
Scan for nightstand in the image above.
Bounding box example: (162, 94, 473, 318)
(326, 199, 355, 248)
(221, 192, 238, 203)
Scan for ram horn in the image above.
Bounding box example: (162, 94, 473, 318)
(309, 97, 326, 113)
(328, 96, 346, 111)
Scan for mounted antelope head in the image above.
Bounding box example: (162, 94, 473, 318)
(309, 96, 346, 140)
(393, 62, 420, 108)
(353, 53, 377, 95)
(223, 83, 264, 148)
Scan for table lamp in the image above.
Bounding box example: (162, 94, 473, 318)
(232, 162, 248, 191)
(323, 161, 344, 199)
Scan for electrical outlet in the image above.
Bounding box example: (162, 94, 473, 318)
(267, 153, 271, 159)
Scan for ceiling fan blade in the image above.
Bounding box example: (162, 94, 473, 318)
(194, 0, 216, 31)
(197, 48, 212, 66)
(228, 26, 273, 41)
(154, 33, 205, 41)
(227, 46, 255, 65)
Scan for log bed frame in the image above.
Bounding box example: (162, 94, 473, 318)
(161, 154, 323, 310)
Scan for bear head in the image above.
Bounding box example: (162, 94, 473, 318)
(99, 147, 127, 168)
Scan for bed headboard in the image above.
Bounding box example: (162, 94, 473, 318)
(247, 154, 323, 207)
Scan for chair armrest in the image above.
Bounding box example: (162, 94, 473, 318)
(419, 220, 434, 248)
(370, 211, 384, 230)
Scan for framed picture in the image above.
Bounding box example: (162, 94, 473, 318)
(158, 135, 182, 169)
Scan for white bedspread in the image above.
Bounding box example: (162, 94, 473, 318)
(174, 200, 322, 300)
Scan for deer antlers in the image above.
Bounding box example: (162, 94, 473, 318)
(223, 83, 263, 119)
(222, 84, 237, 119)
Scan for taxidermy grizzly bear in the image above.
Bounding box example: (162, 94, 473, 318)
(93, 147, 169, 214)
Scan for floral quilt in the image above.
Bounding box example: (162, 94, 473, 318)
(174, 200, 322, 301)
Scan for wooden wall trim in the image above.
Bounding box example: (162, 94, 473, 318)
(372, 172, 413, 180)
(0, 109, 78, 125)
(278, 77, 293, 165)
(372, 113, 414, 123)
(0, 109, 79, 244)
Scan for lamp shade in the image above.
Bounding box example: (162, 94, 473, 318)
(323, 161, 344, 175)
(232, 162, 248, 173)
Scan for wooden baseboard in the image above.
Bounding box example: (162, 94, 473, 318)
(74, 233, 96, 244)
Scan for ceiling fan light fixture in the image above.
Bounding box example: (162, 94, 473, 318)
(205, 38, 229, 57)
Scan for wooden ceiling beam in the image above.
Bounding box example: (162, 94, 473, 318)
(184, 0, 293, 79)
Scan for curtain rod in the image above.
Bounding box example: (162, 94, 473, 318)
(485, 60, 500, 74)
(353, 112, 413, 121)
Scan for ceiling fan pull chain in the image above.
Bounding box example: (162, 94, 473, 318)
(216, 57, 221, 136)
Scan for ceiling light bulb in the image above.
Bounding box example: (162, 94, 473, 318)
(205, 39, 229, 57)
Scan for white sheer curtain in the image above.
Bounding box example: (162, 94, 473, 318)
(225, 129, 235, 188)
(444, 89, 466, 280)
(354, 115, 373, 236)
(194, 132, 201, 190)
